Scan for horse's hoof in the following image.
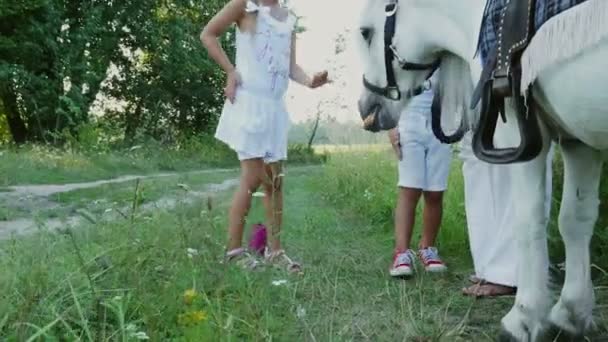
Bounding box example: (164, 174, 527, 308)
(541, 322, 584, 342)
(497, 326, 519, 342)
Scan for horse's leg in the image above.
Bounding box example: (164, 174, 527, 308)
(495, 101, 552, 340)
(499, 146, 551, 341)
(547, 141, 602, 337)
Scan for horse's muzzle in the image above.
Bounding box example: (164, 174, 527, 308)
(358, 100, 397, 132)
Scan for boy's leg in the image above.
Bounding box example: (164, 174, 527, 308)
(417, 130, 452, 272)
(420, 190, 444, 249)
(395, 187, 423, 252)
(391, 126, 425, 277)
(227, 158, 265, 251)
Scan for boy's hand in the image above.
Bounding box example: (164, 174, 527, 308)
(224, 70, 241, 103)
(388, 128, 402, 160)
(309, 70, 329, 89)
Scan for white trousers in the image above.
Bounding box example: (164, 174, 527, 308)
(460, 135, 554, 287)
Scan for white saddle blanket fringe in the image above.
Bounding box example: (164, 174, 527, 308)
(520, 0, 608, 93)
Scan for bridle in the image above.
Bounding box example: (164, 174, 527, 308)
(362, 0, 440, 101)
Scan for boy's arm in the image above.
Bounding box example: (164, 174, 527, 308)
(201, 0, 247, 74)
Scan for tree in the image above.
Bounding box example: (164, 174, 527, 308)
(0, 0, 231, 145)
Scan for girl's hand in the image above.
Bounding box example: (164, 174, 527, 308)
(309, 70, 329, 89)
(224, 70, 241, 103)
(388, 128, 402, 160)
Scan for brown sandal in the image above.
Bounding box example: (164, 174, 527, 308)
(462, 279, 516, 297)
(265, 249, 303, 274)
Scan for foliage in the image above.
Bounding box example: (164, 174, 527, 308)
(0, 0, 232, 144)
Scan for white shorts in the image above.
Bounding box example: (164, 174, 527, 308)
(397, 113, 452, 191)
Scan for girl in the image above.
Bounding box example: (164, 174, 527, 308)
(388, 72, 452, 277)
(201, 0, 329, 273)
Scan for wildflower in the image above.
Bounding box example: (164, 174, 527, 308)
(363, 189, 373, 200)
(296, 305, 306, 319)
(183, 289, 198, 305)
(133, 331, 150, 340)
(272, 279, 288, 286)
(178, 310, 208, 326)
(252, 191, 265, 198)
(187, 248, 199, 259)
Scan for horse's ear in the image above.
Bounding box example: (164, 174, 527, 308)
(437, 53, 477, 133)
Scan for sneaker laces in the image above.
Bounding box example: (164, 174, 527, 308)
(395, 250, 414, 266)
(419, 247, 442, 263)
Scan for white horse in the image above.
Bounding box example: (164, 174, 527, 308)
(356, 0, 608, 340)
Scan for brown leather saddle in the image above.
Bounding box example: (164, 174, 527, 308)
(471, 0, 544, 164)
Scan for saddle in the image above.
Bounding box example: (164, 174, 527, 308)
(471, 0, 543, 164)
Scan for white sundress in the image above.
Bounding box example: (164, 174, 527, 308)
(214, 1, 297, 163)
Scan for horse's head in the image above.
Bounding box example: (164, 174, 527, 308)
(357, 0, 477, 141)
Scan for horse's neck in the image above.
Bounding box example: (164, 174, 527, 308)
(424, 0, 487, 61)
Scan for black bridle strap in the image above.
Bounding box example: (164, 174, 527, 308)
(384, 2, 398, 90)
(363, 77, 427, 99)
(362, 0, 440, 101)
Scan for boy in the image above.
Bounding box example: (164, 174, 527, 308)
(388, 73, 452, 277)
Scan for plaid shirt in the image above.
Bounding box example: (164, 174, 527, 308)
(477, 0, 588, 65)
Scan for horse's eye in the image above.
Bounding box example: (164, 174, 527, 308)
(360, 27, 373, 43)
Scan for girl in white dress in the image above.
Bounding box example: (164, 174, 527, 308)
(201, 0, 329, 272)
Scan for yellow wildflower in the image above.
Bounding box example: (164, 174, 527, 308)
(191, 310, 207, 322)
(183, 289, 198, 305)
(178, 310, 208, 326)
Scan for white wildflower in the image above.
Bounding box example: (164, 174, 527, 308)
(133, 331, 149, 340)
(187, 248, 199, 258)
(296, 305, 306, 319)
(363, 189, 373, 200)
(252, 191, 265, 198)
(272, 279, 288, 286)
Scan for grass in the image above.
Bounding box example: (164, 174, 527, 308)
(1, 149, 607, 340)
(0, 141, 325, 187)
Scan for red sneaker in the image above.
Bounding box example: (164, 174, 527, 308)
(389, 250, 415, 277)
(418, 247, 447, 272)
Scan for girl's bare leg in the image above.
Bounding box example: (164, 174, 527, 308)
(227, 159, 264, 251)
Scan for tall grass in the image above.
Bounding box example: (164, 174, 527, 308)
(315, 148, 469, 255)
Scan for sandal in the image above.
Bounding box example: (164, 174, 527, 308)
(265, 249, 302, 274)
(462, 279, 516, 297)
(226, 248, 261, 270)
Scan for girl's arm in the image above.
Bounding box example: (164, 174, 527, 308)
(289, 32, 328, 88)
(200, 0, 247, 74)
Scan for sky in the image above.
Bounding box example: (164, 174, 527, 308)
(285, 0, 366, 123)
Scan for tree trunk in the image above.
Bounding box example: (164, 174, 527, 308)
(124, 99, 144, 145)
(0, 87, 28, 144)
(307, 103, 322, 149)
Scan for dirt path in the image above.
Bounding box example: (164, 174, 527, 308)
(0, 169, 238, 240)
(0, 165, 319, 240)
(2, 168, 236, 198)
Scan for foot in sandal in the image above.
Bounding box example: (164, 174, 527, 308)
(462, 279, 516, 297)
(265, 249, 302, 274)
